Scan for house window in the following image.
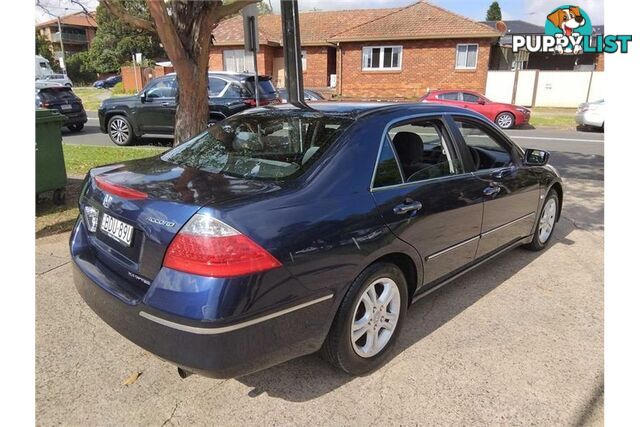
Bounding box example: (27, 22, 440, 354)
(223, 49, 255, 73)
(456, 44, 478, 69)
(362, 46, 402, 70)
(301, 50, 307, 71)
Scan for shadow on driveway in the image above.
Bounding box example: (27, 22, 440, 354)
(236, 219, 576, 402)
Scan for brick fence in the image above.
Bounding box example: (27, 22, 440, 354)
(121, 65, 174, 92)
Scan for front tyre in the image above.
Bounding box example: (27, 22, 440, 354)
(495, 112, 515, 129)
(107, 115, 135, 146)
(321, 262, 408, 375)
(524, 189, 559, 251)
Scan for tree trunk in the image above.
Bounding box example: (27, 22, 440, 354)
(173, 61, 210, 146)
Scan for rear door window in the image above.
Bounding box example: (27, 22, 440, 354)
(208, 77, 228, 97)
(438, 92, 460, 101)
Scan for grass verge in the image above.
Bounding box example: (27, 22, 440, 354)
(528, 108, 576, 129)
(36, 144, 165, 238)
(72, 86, 131, 111)
(63, 144, 166, 176)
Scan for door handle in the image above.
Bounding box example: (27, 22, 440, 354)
(491, 167, 514, 180)
(483, 184, 501, 197)
(393, 200, 423, 215)
(161, 102, 170, 106)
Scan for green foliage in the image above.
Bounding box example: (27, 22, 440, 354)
(486, 1, 502, 21)
(65, 52, 95, 85)
(87, 0, 163, 74)
(257, 0, 273, 15)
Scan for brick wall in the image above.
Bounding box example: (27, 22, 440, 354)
(303, 46, 330, 87)
(121, 65, 174, 92)
(594, 52, 605, 71)
(338, 38, 493, 99)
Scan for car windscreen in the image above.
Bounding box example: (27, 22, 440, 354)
(37, 87, 77, 102)
(161, 112, 353, 181)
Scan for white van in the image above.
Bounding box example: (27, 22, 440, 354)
(36, 55, 54, 79)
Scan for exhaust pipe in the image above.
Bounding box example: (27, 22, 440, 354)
(177, 367, 193, 379)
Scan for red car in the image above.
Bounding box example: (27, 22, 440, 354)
(420, 90, 530, 129)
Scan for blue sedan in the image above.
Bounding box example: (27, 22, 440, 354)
(71, 102, 563, 378)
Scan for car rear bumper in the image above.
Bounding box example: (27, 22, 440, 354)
(575, 111, 603, 128)
(70, 219, 334, 378)
(62, 110, 87, 126)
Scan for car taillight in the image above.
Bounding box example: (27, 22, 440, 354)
(244, 98, 257, 107)
(94, 176, 148, 200)
(163, 214, 282, 278)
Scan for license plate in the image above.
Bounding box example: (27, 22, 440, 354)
(60, 104, 72, 110)
(100, 213, 134, 246)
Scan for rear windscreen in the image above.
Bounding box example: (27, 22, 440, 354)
(246, 78, 277, 96)
(162, 112, 353, 181)
(38, 88, 77, 102)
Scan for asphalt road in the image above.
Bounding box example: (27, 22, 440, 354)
(69, 111, 604, 155)
(37, 115, 604, 425)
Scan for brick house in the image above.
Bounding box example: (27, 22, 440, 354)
(36, 12, 97, 57)
(209, 1, 499, 98)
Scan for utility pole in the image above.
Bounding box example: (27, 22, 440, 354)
(280, 0, 304, 105)
(56, 16, 66, 74)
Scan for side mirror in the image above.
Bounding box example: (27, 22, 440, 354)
(140, 91, 147, 103)
(477, 99, 486, 105)
(524, 148, 550, 166)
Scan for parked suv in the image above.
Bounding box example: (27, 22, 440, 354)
(98, 72, 280, 146)
(36, 86, 87, 132)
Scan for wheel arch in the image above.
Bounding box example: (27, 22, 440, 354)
(105, 110, 139, 136)
(549, 181, 563, 221)
(363, 252, 419, 304)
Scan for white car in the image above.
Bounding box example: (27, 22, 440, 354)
(575, 99, 604, 130)
(37, 73, 73, 87)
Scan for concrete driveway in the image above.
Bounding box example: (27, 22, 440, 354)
(36, 138, 603, 425)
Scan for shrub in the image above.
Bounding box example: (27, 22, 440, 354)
(111, 82, 125, 94)
(65, 52, 96, 85)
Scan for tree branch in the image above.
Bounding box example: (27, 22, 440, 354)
(101, 0, 155, 32)
(146, 0, 190, 70)
(212, 0, 261, 21)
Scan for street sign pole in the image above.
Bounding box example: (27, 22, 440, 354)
(56, 16, 66, 74)
(242, 4, 260, 107)
(280, 0, 304, 105)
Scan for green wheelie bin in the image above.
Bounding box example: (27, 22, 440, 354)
(36, 109, 67, 204)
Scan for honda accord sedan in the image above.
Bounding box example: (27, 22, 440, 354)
(71, 102, 562, 378)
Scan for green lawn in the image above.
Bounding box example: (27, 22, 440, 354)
(63, 144, 166, 176)
(37, 144, 166, 237)
(528, 108, 576, 130)
(72, 86, 131, 111)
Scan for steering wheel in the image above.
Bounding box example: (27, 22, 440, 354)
(469, 146, 481, 170)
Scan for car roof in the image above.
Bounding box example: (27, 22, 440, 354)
(164, 71, 269, 81)
(251, 101, 486, 119)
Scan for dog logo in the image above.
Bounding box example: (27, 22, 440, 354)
(547, 6, 586, 37)
(544, 5, 592, 54)
(102, 194, 113, 209)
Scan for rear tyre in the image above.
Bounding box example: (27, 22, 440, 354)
(495, 112, 515, 129)
(68, 123, 84, 132)
(524, 189, 559, 251)
(321, 262, 408, 375)
(107, 115, 135, 146)
(52, 189, 66, 205)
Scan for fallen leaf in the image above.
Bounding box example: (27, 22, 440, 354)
(122, 371, 142, 386)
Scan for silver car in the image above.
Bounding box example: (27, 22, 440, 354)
(575, 99, 604, 130)
(37, 73, 73, 87)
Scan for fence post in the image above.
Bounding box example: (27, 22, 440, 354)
(511, 69, 519, 104)
(586, 71, 594, 103)
(530, 70, 539, 108)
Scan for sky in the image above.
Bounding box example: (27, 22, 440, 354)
(35, 0, 604, 25)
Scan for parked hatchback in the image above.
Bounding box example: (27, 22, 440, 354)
(72, 102, 562, 378)
(93, 75, 122, 89)
(421, 90, 530, 129)
(98, 72, 280, 146)
(36, 86, 87, 132)
(37, 73, 73, 87)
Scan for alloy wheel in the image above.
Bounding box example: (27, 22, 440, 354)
(538, 198, 557, 243)
(350, 277, 401, 358)
(110, 118, 130, 145)
(497, 113, 513, 129)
